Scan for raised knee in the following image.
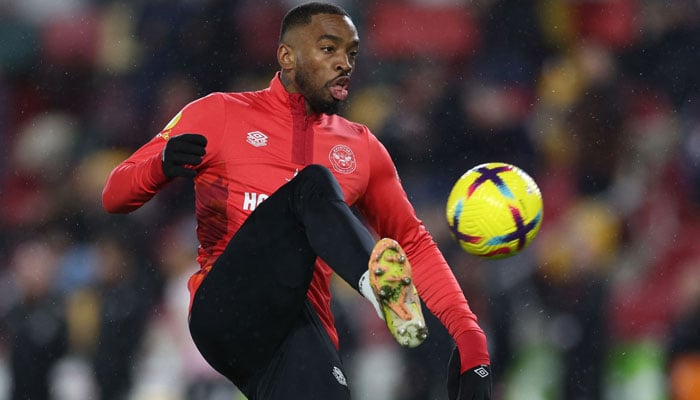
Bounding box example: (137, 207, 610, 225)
(299, 164, 333, 180)
(294, 164, 343, 199)
(297, 164, 338, 187)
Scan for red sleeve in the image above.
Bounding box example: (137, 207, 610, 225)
(102, 93, 225, 213)
(356, 134, 490, 372)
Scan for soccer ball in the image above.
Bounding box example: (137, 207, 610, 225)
(446, 162, 543, 259)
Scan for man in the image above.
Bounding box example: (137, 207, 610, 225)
(102, 2, 491, 399)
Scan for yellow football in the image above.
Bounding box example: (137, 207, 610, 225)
(446, 162, 543, 259)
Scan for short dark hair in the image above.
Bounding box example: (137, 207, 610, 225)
(279, 2, 350, 42)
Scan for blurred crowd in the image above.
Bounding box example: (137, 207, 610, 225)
(1, 0, 700, 399)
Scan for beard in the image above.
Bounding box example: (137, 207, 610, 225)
(294, 67, 341, 115)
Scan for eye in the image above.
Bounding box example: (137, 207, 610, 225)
(349, 50, 359, 58)
(321, 46, 335, 53)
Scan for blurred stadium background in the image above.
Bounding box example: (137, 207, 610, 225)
(1, 0, 700, 399)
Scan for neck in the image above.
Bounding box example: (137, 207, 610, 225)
(280, 70, 295, 92)
(280, 70, 312, 115)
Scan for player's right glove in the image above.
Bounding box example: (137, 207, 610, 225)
(447, 346, 492, 400)
(161, 133, 207, 179)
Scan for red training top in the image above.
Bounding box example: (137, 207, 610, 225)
(102, 73, 490, 372)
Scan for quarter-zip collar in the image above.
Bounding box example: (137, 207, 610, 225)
(269, 72, 320, 165)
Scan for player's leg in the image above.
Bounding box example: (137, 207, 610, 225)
(248, 300, 352, 400)
(290, 166, 428, 348)
(188, 165, 374, 389)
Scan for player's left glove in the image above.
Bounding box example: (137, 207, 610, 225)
(447, 346, 492, 400)
(161, 133, 207, 179)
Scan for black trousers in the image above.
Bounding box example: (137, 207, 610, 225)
(189, 165, 375, 399)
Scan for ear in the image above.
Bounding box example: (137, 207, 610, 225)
(277, 43, 294, 70)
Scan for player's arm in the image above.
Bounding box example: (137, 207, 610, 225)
(102, 133, 177, 213)
(102, 94, 224, 213)
(356, 134, 491, 398)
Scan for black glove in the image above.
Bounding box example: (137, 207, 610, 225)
(161, 133, 207, 179)
(447, 346, 492, 400)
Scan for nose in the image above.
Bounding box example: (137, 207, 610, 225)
(336, 53, 352, 73)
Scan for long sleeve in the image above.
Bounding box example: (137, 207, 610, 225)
(102, 93, 225, 214)
(102, 135, 171, 213)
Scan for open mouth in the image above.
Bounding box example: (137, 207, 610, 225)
(329, 76, 350, 101)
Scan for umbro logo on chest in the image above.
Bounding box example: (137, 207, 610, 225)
(246, 131, 268, 147)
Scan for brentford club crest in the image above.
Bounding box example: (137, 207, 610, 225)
(328, 144, 356, 174)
